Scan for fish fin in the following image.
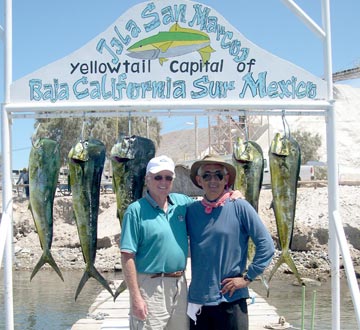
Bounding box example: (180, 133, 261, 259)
(198, 45, 215, 64)
(75, 270, 90, 301)
(113, 280, 127, 301)
(266, 253, 284, 298)
(158, 41, 173, 53)
(268, 200, 274, 210)
(89, 265, 115, 299)
(30, 251, 64, 282)
(169, 22, 210, 38)
(159, 57, 168, 65)
(169, 22, 181, 32)
(75, 265, 114, 301)
(267, 254, 282, 283)
(259, 274, 269, 294)
(282, 251, 304, 286)
(267, 250, 303, 286)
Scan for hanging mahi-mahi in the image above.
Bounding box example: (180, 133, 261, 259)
(267, 131, 303, 287)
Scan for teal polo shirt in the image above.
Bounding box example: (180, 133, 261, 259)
(120, 192, 193, 273)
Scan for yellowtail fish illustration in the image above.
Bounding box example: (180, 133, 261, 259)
(127, 22, 215, 65)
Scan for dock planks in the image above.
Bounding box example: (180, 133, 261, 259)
(72, 264, 280, 330)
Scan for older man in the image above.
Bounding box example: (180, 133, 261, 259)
(120, 155, 192, 330)
(186, 154, 275, 330)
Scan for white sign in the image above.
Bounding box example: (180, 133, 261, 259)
(10, 0, 327, 106)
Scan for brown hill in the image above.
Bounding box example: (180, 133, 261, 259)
(157, 127, 210, 164)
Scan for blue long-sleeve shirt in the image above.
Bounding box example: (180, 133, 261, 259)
(186, 198, 274, 305)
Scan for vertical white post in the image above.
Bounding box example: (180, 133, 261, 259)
(194, 116, 198, 159)
(332, 211, 360, 327)
(322, 1, 340, 329)
(1, 0, 14, 329)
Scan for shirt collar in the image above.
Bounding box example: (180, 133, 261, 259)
(145, 191, 174, 209)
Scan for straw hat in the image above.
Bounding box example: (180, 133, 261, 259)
(190, 154, 236, 188)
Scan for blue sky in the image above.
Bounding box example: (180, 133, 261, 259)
(1, 0, 359, 169)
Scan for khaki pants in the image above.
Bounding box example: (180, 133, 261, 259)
(130, 273, 189, 330)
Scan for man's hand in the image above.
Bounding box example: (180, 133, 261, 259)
(131, 295, 148, 321)
(221, 276, 250, 297)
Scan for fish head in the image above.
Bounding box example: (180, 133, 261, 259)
(69, 140, 89, 163)
(110, 135, 137, 163)
(29, 138, 60, 177)
(32, 137, 59, 154)
(126, 49, 160, 60)
(85, 139, 106, 162)
(270, 133, 291, 157)
(233, 137, 253, 162)
(127, 39, 161, 60)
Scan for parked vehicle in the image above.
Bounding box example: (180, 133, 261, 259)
(262, 157, 314, 187)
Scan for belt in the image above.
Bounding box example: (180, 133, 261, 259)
(150, 271, 184, 279)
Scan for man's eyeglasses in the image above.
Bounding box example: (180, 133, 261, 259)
(201, 171, 225, 181)
(153, 175, 174, 182)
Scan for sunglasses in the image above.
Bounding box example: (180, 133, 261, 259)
(201, 171, 225, 181)
(153, 175, 174, 182)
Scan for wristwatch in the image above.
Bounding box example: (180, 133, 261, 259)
(243, 274, 252, 283)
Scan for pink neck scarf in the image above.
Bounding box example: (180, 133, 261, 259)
(201, 191, 232, 214)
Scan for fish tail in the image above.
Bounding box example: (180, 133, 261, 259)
(267, 250, 303, 291)
(113, 280, 127, 301)
(199, 45, 215, 64)
(75, 270, 90, 301)
(89, 265, 115, 299)
(282, 251, 304, 286)
(266, 254, 285, 297)
(75, 265, 114, 301)
(30, 251, 64, 282)
(259, 275, 269, 294)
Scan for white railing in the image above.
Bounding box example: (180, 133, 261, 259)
(332, 210, 360, 328)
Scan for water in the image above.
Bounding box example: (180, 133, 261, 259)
(1, 270, 358, 330)
(251, 278, 359, 330)
(0, 269, 122, 330)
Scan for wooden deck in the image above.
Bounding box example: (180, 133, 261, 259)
(72, 265, 281, 330)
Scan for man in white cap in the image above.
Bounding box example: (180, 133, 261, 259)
(120, 155, 192, 330)
(186, 154, 274, 330)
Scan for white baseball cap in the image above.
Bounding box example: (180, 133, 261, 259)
(146, 155, 175, 174)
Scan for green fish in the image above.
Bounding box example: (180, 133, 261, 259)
(68, 138, 114, 300)
(268, 132, 303, 286)
(127, 22, 215, 65)
(111, 135, 155, 300)
(232, 137, 269, 291)
(232, 137, 264, 212)
(28, 137, 63, 281)
(111, 135, 155, 228)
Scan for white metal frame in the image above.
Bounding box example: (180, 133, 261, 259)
(1, 1, 360, 330)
